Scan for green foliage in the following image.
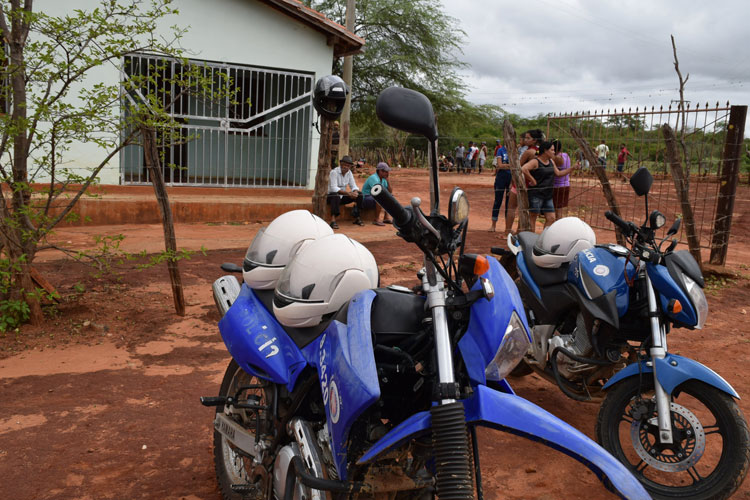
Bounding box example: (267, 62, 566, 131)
(0, 254, 57, 332)
(0, 1, 234, 324)
(70, 234, 206, 279)
(135, 246, 207, 270)
(0, 256, 29, 331)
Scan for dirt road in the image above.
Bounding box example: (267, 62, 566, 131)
(2, 168, 750, 499)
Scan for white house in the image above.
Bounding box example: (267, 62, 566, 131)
(39, 0, 363, 189)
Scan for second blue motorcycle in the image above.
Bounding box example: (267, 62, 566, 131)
(507, 166, 749, 499)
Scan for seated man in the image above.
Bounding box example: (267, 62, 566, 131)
(327, 155, 363, 228)
(362, 162, 393, 226)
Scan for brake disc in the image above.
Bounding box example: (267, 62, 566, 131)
(630, 401, 705, 472)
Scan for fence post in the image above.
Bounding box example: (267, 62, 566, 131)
(503, 120, 531, 232)
(662, 123, 703, 266)
(569, 127, 626, 245)
(710, 105, 748, 265)
(312, 116, 333, 218)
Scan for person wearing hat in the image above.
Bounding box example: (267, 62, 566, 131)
(327, 155, 364, 228)
(362, 162, 393, 226)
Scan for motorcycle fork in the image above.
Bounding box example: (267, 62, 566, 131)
(645, 271, 673, 444)
(422, 260, 456, 404)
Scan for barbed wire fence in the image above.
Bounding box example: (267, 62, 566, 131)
(349, 102, 747, 265)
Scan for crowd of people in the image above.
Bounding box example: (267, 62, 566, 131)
(327, 132, 634, 236)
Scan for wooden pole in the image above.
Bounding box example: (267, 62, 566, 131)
(662, 123, 702, 266)
(142, 125, 185, 316)
(338, 0, 356, 159)
(503, 119, 531, 232)
(570, 127, 626, 246)
(312, 116, 333, 218)
(709, 105, 747, 265)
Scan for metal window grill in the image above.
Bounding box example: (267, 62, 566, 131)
(545, 103, 733, 249)
(120, 54, 314, 188)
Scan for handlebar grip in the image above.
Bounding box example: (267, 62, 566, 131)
(605, 211, 630, 233)
(371, 184, 411, 227)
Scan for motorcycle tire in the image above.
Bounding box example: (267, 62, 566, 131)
(213, 360, 275, 500)
(596, 377, 750, 500)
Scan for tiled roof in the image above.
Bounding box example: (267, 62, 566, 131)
(257, 0, 365, 57)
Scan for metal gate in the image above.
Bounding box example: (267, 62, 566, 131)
(120, 54, 314, 188)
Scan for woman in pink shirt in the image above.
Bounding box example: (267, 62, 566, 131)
(552, 139, 574, 220)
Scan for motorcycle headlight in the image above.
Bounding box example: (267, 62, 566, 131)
(683, 273, 708, 329)
(485, 311, 531, 382)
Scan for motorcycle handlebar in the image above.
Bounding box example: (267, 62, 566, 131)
(605, 211, 631, 235)
(371, 184, 411, 227)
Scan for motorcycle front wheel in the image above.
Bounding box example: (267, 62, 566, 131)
(213, 360, 275, 500)
(596, 377, 749, 500)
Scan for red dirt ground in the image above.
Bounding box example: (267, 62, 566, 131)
(2, 168, 750, 499)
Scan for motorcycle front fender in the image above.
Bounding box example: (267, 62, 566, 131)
(358, 385, 649, 500)
(603, 353, 739, 398)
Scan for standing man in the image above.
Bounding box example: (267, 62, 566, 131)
(478, 142, 488, 174)
(616, 143, 632, 181)
(466, 141, 478, 174)
(327, 155, 363, 229)
(362, 162, 393, 226)
(595, 139, 609, 168)
(454, 142, 465, 174)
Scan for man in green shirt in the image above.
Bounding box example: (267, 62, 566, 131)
(362, 162, 393, 226)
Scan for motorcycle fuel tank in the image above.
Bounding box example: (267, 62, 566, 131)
(568, 247, 636, 317)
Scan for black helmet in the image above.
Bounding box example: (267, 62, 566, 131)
(313, 75, 349, 119)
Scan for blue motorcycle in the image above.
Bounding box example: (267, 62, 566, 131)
(201, 87, 648, 499)
(507, 167, 749, 499)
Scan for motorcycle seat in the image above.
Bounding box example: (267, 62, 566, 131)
(517, 231, 569, 287)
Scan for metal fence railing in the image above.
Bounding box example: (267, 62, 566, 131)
(120, 53, 314, 188)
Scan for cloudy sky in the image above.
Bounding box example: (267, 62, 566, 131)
(440, 0, 748, 131)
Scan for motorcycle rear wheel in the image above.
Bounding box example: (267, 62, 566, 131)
(213, 360, 275, 500)
(596, 377, 749, 500)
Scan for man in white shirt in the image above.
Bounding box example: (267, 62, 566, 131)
(595, 140, 609, 167)
(327, 155, 364, 229)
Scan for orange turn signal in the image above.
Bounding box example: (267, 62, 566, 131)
(473, 255, 490, 276)
(668, 299, 682, 314)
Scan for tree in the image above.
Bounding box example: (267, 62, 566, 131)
(312, 0, 468, 123)
(0, 1, 232, 327)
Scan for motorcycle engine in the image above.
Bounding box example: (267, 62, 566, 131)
(273, 419, 334, 500)
(548, 314, 594, 379)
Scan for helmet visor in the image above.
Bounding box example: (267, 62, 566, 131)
(275, 258, 323, 302)
(244, 228, 285, 267)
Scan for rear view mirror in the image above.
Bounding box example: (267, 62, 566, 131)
(376, 87, 438, 141)
(667, 218, 682, 236)
(629, 167, 653, 197)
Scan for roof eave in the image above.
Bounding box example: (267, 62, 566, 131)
(257, 0, 365, 58)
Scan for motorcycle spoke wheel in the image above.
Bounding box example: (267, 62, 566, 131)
(213, 360, 273, 500)
(597, 378, 750, 500)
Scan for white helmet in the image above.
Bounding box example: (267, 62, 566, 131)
(243, 210, 333, 289)
(273, 234, 378, 328)
(532, 217, 596, 269)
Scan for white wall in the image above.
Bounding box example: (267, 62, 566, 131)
(34, 0, 334, 188)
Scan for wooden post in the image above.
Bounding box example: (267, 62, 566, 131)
(662, 123, 702, 266)
(312, 116, 333, 218)
(570, 127, 626, 246)
(142, 125, 185, 316)
(710, 105, 747, 265)
(503, 120, 531, 231)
